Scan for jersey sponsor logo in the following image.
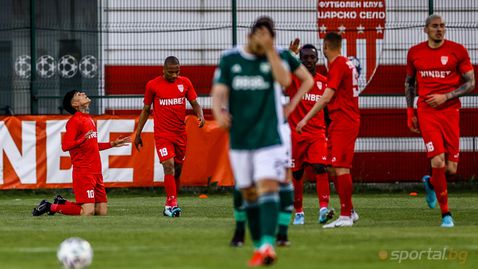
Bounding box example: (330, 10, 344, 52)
(232, 76, 270, 90)
(177, 84, 184, 92)
(303, 93, 322, 102)
(441, 56, 448, 65)
(318, 0, 386, 93)
(419, 70, 451, 79)
(86, 131, 97, 139)
(159, 97, 185, 106)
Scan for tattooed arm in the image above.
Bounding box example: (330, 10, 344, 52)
(445, 70, 476, 100)
(405, 74, 420, 133)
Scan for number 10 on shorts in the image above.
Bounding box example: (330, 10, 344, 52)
(86, 190, 95, 199)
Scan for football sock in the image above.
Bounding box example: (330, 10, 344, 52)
(50, 203, 81, 215)
(164, 174, 177, 206)
(244, 200, 261, 249)
(278, 183, 294, 236)
(432, 167, 449, 214)
(258, 192, 279, 247)
(316, 173, 330, 208)
(233, 188, 246, 233)
(336, 174, 353, 217)
(292, 177, 304, 213)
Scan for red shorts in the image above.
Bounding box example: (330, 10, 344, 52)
(418, 108, 460, 162)
(73, 170, 108, 204)
(328, 121, 359, 169)
(155, 134, 187, 164)
(291, 131, 328, 171)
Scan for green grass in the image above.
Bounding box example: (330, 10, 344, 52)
(0, 191, 477, 269)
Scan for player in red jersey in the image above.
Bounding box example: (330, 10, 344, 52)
(286, 40, 334, 225)
(297, 32, 360, 228)
(405, 14, 475, 228)
(32, 90, 131, 216)
(134, 56, 205, 217)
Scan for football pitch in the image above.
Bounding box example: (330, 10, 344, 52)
(0, 190, 477, 269)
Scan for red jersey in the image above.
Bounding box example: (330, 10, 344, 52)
(326, 56, 360, 126)
(406, 40, 473, 111)
(144, 76, 198, 137)
(286, 73, 327, 136)
(62, 112, 111, 174)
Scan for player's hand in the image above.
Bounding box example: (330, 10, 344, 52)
(134, 135, 143, 151)
(289, 38, 300, 54)
(252, 27, 274, 52)
(296, 119, 308, 134)
(407, 108, 420, 134)
(198, 115, 205, 128)
(425, 94, 447, 108)
(84, 130, 94, 139)
(216, 110, 232, 129)
(112, 136, 132, 147)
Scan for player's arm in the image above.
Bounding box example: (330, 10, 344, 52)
(211, 83, 231, 129)
(189, 99, 205, 128)
(284, 65, 313, 117)
(98, 136, 132, 151)
(404, 74, 420, 133)
(445, 70, 476, 100)
(296, 87, 335, 133)
(134, 105, 151, 151)
(61, 120, 88, 152)
(254, 27, 291, 87)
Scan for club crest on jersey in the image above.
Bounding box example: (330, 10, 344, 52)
(260, 63, 271, 74)
(316, 81, 323, 89)
(177, 84, 184, 92)
(231, 64, 242, 73)
(441, 56, 448, 65)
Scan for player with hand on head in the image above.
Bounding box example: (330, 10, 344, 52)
(134, 56, 205, 218)
(32, 90, 131, 217)
(405, 14, 475, 227)
(213, 16, 313, 266)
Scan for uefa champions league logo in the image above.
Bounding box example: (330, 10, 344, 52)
(14, 54, 98, 79)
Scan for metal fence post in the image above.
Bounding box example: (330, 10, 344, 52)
(232, 0, 237, 46)
(428, 0, 434, 15)
(30, 0, 37, 114)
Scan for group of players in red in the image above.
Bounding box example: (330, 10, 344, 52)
(32, 14, 474, 241)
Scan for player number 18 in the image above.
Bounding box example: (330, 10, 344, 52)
(86, 190, 95, 199)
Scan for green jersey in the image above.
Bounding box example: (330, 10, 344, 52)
(214, 46, 300, 150)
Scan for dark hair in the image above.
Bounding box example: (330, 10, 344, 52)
(164, 56, 180, 66)
(63, 90, 79, 114)
(299, 44, 318, 58)
(324, 32, 342, 50)
(251, 16, 275, 37)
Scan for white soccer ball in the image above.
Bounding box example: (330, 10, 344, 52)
(36, 55, 56, 78)
(58, 55, 78, 78)
(14, 55, 31, 79)
(57, 237, 93, 269)
(79, 55, 98, 78)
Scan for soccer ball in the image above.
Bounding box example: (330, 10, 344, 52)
(14, 55, 31, 79)
(79, 55, 98, 78)
(58, 55, 78, 78)
(36, 55, 56, 78)
(57, 237, 93, 269)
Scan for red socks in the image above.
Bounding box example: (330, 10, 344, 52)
(164, 174, 177, 206)
(50, 203, 81, 215)
(432, 167, 449, 214)
(316, 173, 330, 208)
(292, 177, 304, 213)
(336, 174, 353, 217)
